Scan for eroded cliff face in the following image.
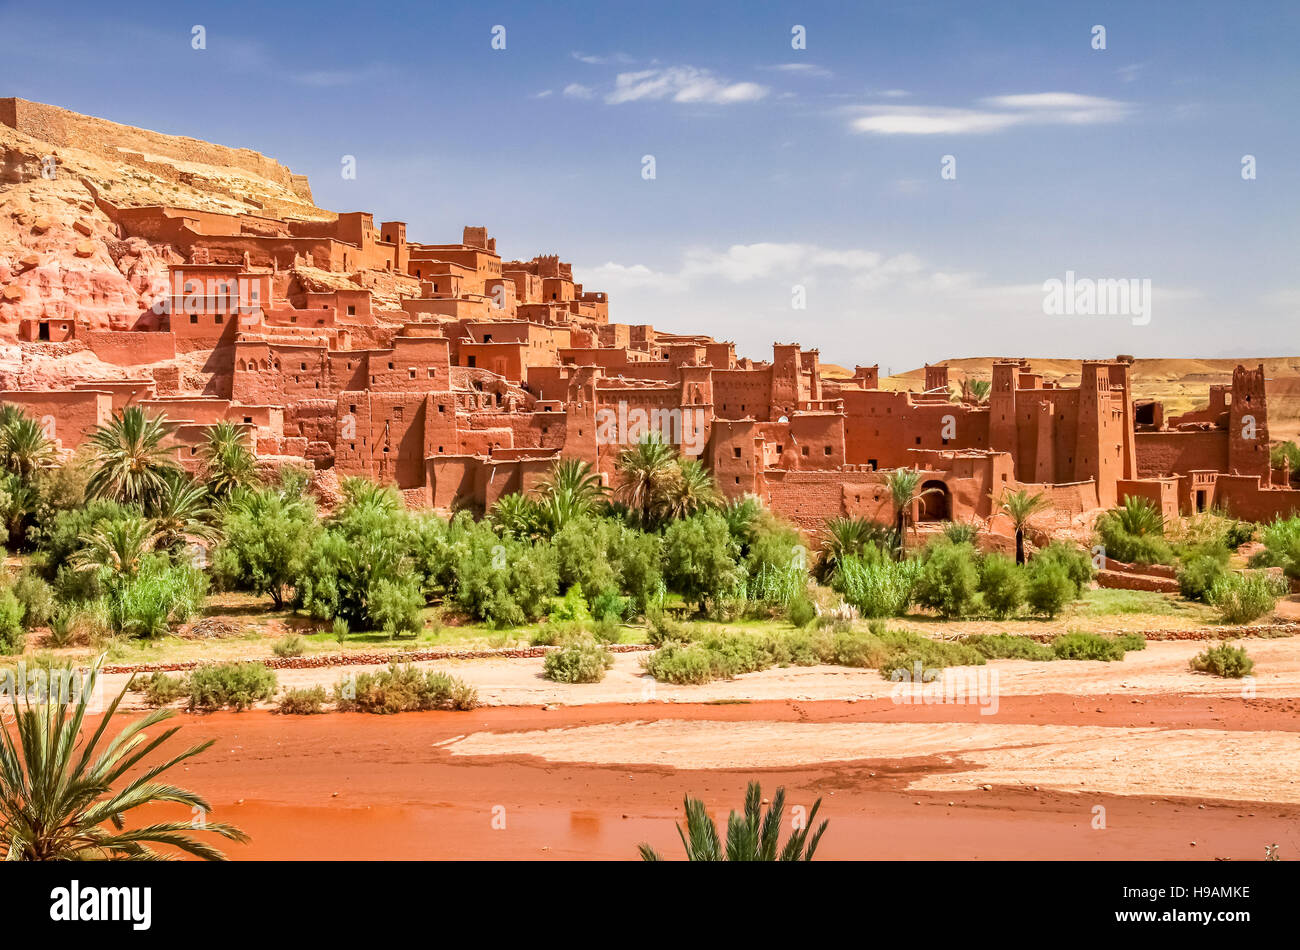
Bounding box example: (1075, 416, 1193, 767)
(0, 97, 333, 343)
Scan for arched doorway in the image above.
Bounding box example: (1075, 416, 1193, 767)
(917, 480, 951, 521)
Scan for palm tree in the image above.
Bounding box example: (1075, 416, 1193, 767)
(0, 657, 247, 860)
(339, 476, 401, 516)
(86, 407, 179, 508)
(0, 412, 57, 480)
(536, 458, 607, 532)
(616, 434, 679, 528)
(817, 515, 893, 581)
(998, 487, 1050, 564)
(721, 495, 762, 555)
(72, 514, 157, 577)
(202, 421, 258, 498)
(639, 781, 827, 861)
(659, 458, 721, 521)
(962, 377, 992, 404)
(490, 492, 542, 540)
(884, 469, 940, 556)
(151, 473, 215, 552)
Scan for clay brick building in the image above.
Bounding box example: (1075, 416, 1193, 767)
(4, 184, 1298, 535)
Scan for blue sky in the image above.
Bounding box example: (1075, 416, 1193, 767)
(2, 0, 1297, 371)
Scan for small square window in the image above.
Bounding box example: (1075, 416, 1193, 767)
(733, 447, 741, 458)
(189, 314, 198, 324)
(824, 446, 832, 455)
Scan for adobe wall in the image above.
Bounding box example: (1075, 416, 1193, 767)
(0, 390, 112, 450)
(1213, 475, 1300, 522)
(1136, 430, 1228, 477)
(78, 329, 176, 365)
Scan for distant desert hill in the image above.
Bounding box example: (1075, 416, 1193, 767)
(882, 357, 1300, 442)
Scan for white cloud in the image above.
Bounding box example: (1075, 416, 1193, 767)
(572, 51, 636, 66)
(605, 66, 768, 105)
(563, 83, 596, 100)
(765, 63, 832, 78)
(848, 92, 1132, 135)
(531, 89, 554, 99)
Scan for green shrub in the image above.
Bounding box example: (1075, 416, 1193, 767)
(1177, 554, 1228, 602)
(277, 685, 327, 714)
(764, 628, 823, 666)
(589, 615, 622, 644)
(548, 583, 591, 623)
(913, 542, 979, 618)
(646, 609, 691, 646)
(590, 588, 632, 623)
(786, 595, 817, 628)
(368, 575, 424, 636)
(942, 522, 979, 545)
(825, 629, 890, 668)
(136, 671, 188, 707)
(107, 555, 207, 639)
(332, 663, 477, 713)
(11, 572, 55, 630)
(0, 589, 26, 654)
(1189, 642, 1254, 678)
(552, 516, 618, 597)
(1052, 631, 1125, 661)
(1113, 633, 1146, 652)
(1096, 498, 1174, 565)
(662, 511, 743, 613)
(1026, 560, 1076, 618)
(1206, 571, 1285, 624)
(874, 628, 985, 678)
(833, 550, 918, 618)
(451, 526, 559, 628)
(1254, 516, 1300, 578)
(272, 633, 305, 657)
(187, 662, 277, 710)
(978, 553, 1026, 618)
(543, 637, 614, 683)
(1033, 542, 1095, 594)
(642, 641, 716, 684)
(332, 617, 349, 643)
(964, 633, 1054, 661)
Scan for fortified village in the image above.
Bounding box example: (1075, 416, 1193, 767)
(2, 97, 1297, 542)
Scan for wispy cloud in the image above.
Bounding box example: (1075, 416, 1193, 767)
(571, 51, 637, 66)
(604, 66, 768, 105)
(764, 63, 832, 78)
(848, 92, 1132, 135)
(563, 83, 596, 100)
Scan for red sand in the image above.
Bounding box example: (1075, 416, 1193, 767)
(131, 693, 1300, 860)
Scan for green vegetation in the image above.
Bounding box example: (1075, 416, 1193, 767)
(542, 637, 615, 683)
(187, 661, 278, 710)
(963, 633, 1054, 661)
(272, 633, 305, 657)
(1051, 631, 1129, 661)
(0, 657, 247, 860)
(639, 781, 827, 861)
(1189, 641, 1254, 678)
(135, 670, 188, 706)
(1205, 572, 1285, 624)
(1095, 496, 1175, 565)
(277, 685, 328, 714)
(332, 663, 478, 713)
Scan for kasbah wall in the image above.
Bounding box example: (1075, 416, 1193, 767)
(2, 99, 1297, 543)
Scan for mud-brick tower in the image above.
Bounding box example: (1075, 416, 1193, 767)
(1228, 364, 1270, 477)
